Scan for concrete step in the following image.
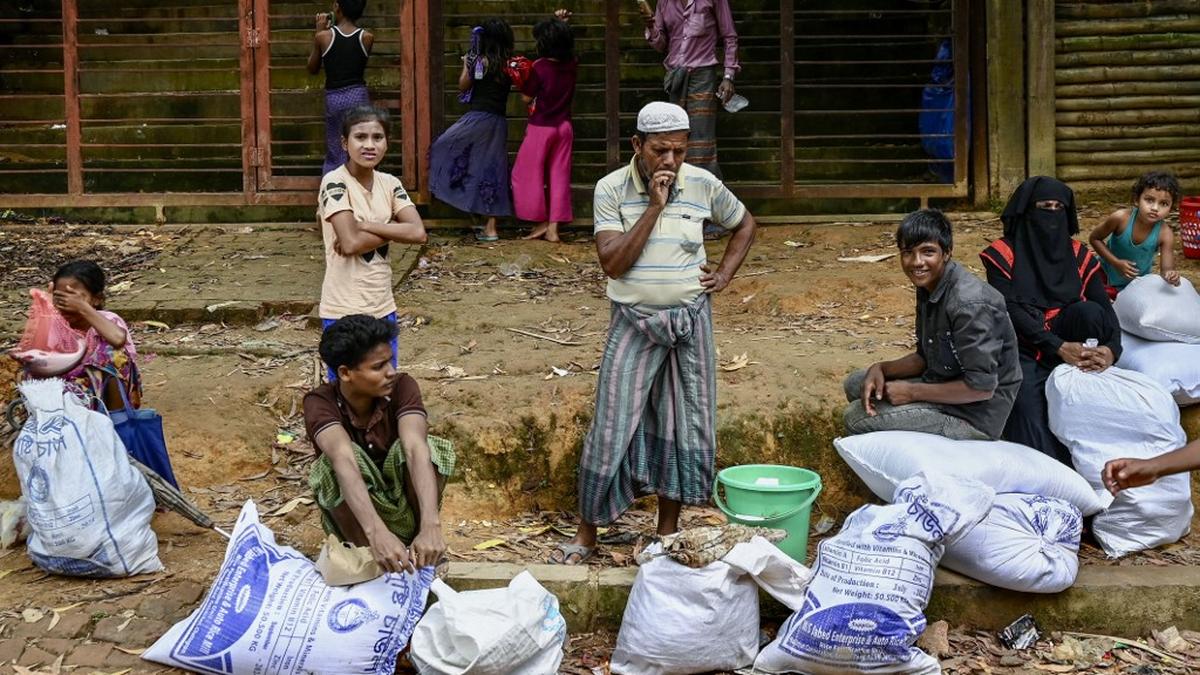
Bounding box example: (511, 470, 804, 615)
(444, 562, 1200, 636)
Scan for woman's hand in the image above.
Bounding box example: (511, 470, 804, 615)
(314, 12, 331, 31)
(1162, 269, 1181, 286)
(1056, 342, 1088, 367)
(554, 8, 572, 22)
(1078, 345, 1114, 372)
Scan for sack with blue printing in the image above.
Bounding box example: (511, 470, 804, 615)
(14, 378, 160, 577)
(142, 501, 433, 675)
(754, 473, 993, 674)
(942, 493, 1082, 593)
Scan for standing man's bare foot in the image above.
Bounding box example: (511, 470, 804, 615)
(522, 222, 561, 242)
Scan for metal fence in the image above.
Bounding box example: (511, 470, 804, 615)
(1, 0, 973, 210)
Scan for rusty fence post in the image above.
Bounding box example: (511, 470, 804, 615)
(605, 0, 620, 171)
(62, 0, 82, 194)
(780, 0, 795, 196)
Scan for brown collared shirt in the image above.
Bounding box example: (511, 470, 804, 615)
(303, 374, 426, 464)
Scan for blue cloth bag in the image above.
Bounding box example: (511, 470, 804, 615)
(103, 377, 179, 489)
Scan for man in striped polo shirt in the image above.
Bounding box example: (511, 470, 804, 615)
(550, 101, 757, 564)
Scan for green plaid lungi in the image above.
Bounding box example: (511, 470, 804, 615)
(309, 435, 456, 545)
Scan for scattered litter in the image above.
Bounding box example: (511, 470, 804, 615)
(50, 123, 66, 130)
(999, 613, 1041, 650)
(810, 514, 835, 535)
(782, 240, 810, 248)
(275, 432, 295, 444)
(1153, 626, 1190, 653)
(315, 534, 382, 586)
(720, 353, 753, 371)
(204, 300, 239, 313)
(265, 496, 312, 517)
(473, 538, 507, 551)
(837, 253, 896, 263)
(94, 27, 109, 35)
(1050, 634, 1112, 668)
(254, 318, 280, 332)
(139, 320, 171, 332)
(21, 607, 44, 623)
(0, 499, 30, 549)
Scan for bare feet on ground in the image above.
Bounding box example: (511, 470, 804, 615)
(522, 222, 560, 242)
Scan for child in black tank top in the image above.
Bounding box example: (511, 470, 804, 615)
(307, 0, 375, 176)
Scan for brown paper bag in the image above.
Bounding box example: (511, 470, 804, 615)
(315, 534, 383, 586)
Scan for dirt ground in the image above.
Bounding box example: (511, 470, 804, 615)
(1, 213, 1200, 673)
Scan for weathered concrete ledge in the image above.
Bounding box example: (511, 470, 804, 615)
(444, 562, 1200, 636)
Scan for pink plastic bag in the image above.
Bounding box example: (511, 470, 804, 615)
(11, 288, 85, 376)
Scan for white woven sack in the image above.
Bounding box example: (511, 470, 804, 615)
(410, 571, 567, 675)
(1117, 331, 1200, 405)
(15, 378, 160, 577)
(942, 493, 1082, 593)
(1047, 365, 1192, 557)
(610, 537, 810, 675)
(834, 431, 1110, 515)
(1113, 274, 1200, 343)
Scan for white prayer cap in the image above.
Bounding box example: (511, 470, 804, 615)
(636, 101, 690, 134)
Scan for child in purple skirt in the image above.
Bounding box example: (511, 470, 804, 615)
(307, 0, 374, 176)
(428, 19, 515, 241)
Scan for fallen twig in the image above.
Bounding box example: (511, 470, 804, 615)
(505, 327, 583, 346)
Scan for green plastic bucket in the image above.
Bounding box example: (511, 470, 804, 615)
(713, 464, 823, 562)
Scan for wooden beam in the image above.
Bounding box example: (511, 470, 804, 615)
(779, 0, 795, 196)
(952, 0, 970, 186)
(985, 0, 1026, 198)
(1026, 0, 1056, 176)
(969, 0, 989, 206)
(414, 0, 440, 200)
(399, 0, 417, 189)
(238, 0, 257, 197)
(604, 0, 621, 170)
(251, 0, 272, 189)
(61, 0, 82, 194)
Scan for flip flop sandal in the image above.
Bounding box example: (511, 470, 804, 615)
(547, 542, 596, 565)
(474, 231, 500, 242)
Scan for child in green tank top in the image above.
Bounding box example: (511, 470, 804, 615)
(1089, 170, 1181, 298)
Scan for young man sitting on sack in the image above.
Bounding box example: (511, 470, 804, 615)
(841, 209, 1022, 441)
(303, 314, 454, 573)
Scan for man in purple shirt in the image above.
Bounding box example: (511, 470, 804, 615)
(641, 0, 740, 179)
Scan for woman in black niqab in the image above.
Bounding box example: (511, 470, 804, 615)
(1000, 176, 1081, 308)
(980, 176, 1122, 465)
